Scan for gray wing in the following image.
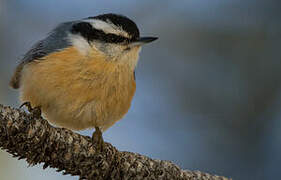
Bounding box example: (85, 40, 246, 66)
(10, 21, 76, 89)
(22, 21, 75, 63)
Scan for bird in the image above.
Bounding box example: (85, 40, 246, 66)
(10, 13, 157, 150)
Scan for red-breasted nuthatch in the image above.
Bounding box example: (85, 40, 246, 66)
(10, 13, 157, 149)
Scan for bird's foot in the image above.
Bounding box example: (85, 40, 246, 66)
(92, 127, 105, 152)
(20, 102, 42, 119)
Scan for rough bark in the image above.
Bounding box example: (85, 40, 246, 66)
(0, 104, 231, 180)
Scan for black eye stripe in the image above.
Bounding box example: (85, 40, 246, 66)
(71, 22, 132, 44)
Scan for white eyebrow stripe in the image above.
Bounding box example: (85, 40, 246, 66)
(83, 19, 130, 38)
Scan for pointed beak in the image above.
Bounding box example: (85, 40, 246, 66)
(129, 37, 158, 47)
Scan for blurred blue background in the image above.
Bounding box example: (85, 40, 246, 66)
(1, 0, 281, 179)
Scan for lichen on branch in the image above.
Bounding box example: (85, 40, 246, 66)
(0, 104, 230, 180)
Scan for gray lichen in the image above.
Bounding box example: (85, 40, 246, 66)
(0, 104, 231, 180)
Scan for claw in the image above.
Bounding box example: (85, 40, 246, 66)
(92, 127, 104, 152)
(20, 101, 42, 119)
(20, 102, 33, 112)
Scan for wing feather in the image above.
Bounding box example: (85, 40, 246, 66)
(10, 22, 75, 89)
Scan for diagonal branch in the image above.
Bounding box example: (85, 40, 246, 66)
(0, 104, 230, 180)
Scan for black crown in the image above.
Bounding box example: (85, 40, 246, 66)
(71, 13, 140, 44)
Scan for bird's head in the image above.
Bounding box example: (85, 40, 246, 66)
(70, 13, 157, 69)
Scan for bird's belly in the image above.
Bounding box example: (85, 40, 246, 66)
(20, 52, 136, 131)
(42, 83, 135, 131)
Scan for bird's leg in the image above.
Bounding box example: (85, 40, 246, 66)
(92, 127, 104, 152)
(20, 102, 42, 119)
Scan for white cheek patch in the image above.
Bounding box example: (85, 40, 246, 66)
(69, 33, 92, 55)
(84, 19, 130, 38)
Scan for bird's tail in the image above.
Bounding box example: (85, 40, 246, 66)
(10, 62, 24, 89)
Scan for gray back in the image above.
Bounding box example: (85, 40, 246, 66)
(10, 21, 77, 89)
(22, 21, 76, 63)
